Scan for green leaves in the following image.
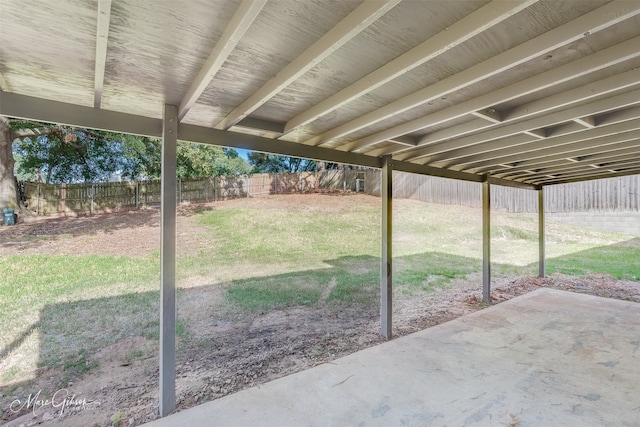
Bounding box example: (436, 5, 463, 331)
(10, 120, 251, 183)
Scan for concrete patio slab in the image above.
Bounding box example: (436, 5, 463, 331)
(143, 288, 640, 426)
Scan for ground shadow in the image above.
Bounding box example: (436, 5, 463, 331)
(1, 240, 639, 424)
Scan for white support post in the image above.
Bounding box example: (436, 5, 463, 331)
(159, 104, 177, 417)
(482, 175, 491, 304)
(538, 186, 546, 278)
(381, 156, 393, 339)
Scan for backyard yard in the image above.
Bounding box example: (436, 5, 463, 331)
(1, 193, 639, 426)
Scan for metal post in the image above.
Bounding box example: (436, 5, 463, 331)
(381, 156, 393, 340)
(135, 181, 139, 209)
(482, 175, 491, 304)
(159, 104, 177, 417)
(538, 186, 546, 278)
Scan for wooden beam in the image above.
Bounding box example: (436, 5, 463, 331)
(400, 65, 640, 161)
(178, 0, 266, 121)
(284, 0, 537, 135)
(538, 187, 545, 278)
(482, 175, 491, 304)
(343, 28, 640, 153)
(0, 91, 536, 190)
(472, 108, 502, 124)
(524, 128, 546, 139)
(0, 91, 163, 137)
(216, 0, 400, 130)
(93, 0, 112, 109)
(407, 88, 640, 163)
(462, 121, 640, 173)
(380, 156, 393, 340)
(573, 116, 596, 128)
(159, 104, 178, 417)
(0, 71, 9, 91)
(529, 164, 640, 185)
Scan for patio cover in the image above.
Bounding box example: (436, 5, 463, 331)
(2, 0, 640, 417)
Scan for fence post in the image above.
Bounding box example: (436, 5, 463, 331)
(90, 184, 95, 216)
(214, 176, 218, 201)
(178, 179, 182, 204)
(37, 183, 40, 215)
(246, 175, 250, 198)
(343, 169, 347, 192)
(136, 181, 140, 209)
(60, 183, 66, 213)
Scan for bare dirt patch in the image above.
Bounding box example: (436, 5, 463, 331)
(2, 196, 639, 426)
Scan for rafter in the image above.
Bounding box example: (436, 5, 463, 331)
(404, 88, 640, 164)
(283, 0, 537, 135)
(215, 0, 401, 130)
(322, 1, 640, 150)
(178, 0, 267, 121)
(491, 143, 640, 179)
(0, 71, 9, 91)
(492, 142, 640, 178)
(573, 116, 596, 128)
(528, 164, 640, 185)
(354, 33, 640, 154)
(456, 131, 640, 174)
(507, 154, 640, 181)
(472, 108, 502, 124)
(93, 0, 112, 109)
(449, 112, 640, 172)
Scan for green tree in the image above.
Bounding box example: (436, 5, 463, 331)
(0, 117, 251, 210)
(120, 137, 251, 179)
(248, 152, 319, 173)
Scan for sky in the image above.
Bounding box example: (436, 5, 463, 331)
(236, 148, 250, 161)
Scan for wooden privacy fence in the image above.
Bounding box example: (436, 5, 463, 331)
(365, 170, 640, 213)
(23, 170, 638, 216)
(22, 170, 364, 215)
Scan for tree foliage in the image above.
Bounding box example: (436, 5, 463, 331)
(10, 120, 251, 183)
(247, 152, 320, 173)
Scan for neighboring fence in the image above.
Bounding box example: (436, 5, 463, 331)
(22, 170, 365, 215)
(22, 169, 640, 216)
(365, 170, 640, 213)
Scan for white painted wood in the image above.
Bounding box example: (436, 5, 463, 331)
(530, 163, 640, 185)
(431, 101, 640, 169)
(337, 3, 640, 151)
(407, 88, 640, 163)
(573, 116, 596, 128)
(160, 104, 178, 417)
(284, 0, 537, 134)
(524, 129, 546, 139)
(538, 187, 545, 278)
(178, 0, 267, 121)
(482, 176, 491, 304)
(0, 71, 9, 91)
(513, 156, 640, 182)
(358, 34, 640, 155)
(467, 133, 640, 176)
(0, 91, 163, 137)
(94, 0, 112, 109)
(472, 108, 502, 124)
(216, 0, 400, 130)
(380, 156, 393, 340)
(446, 114, 640, 172)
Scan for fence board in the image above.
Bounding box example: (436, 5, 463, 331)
(366, 171, 640, 213)
(23, 171, 638, 216)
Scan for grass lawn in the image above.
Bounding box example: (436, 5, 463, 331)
(1, 194, 638, 386)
